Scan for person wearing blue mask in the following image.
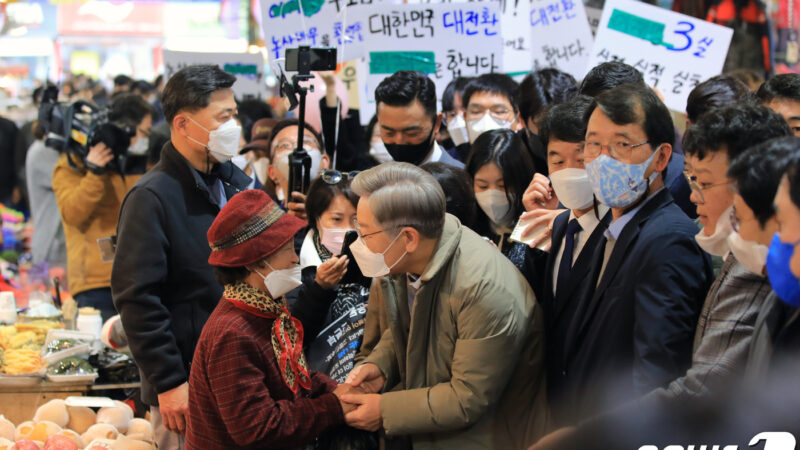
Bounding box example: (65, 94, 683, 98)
(556, 84, 714, 424)
(745, 140, 800, 380)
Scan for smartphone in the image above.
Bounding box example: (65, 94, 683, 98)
(339, 230, 370, 287)
(285, 46, 337, 73)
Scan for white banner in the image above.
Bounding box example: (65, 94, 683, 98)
(162, 50, 267, 99)
(529, 0, 595, 79)
(587, 0, 733, 112)
(358, 2, 504, 122)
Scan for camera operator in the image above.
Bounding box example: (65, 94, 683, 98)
(53, 93, 155, 321)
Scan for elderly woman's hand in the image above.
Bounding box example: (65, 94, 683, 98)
(315, 255, 349, 289)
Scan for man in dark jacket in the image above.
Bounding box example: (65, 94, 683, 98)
(111, 65, 251, 450)
(556, 84, 713, 423)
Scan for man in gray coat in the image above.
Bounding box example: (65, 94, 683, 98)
(342, 162, 549, 449)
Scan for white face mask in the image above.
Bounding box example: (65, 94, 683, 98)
(549, 168, 594, 210)
(252, 158, 269, 184)
(349, 232, 406, 278)
(695, 205, 734, 257)
(128, 136, 149, 156)
(320, 227, 351, 255)
(467, 113, 512, 144)
(728, 232, 768, 275)
(230, 153, 250, 170)
(187, 117, 242, 163)
(475, 188, 512, 226)
(369, 140, 393, 164)
(276, 148, 323, 182)
(447, 113, 470, 146)
(255, 263, 302, 299)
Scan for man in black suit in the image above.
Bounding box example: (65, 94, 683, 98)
(526, 96, 612, 426)
(558, 84, 713, 424)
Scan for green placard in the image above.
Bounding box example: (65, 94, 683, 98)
(369, 51, 437, 74)
(607, 8, 666, 47)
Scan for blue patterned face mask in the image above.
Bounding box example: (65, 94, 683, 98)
(586, 148, 660, 208)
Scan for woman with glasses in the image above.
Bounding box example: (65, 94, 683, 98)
(465, 129, 535, 272)
(287, 171, 371, 385)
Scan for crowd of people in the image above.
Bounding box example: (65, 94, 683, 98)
(2, 60, 800, 450)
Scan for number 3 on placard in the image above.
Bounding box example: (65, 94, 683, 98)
(666, 21, 694, 52)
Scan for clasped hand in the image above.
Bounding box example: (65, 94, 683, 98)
(331, 363, 387, 432)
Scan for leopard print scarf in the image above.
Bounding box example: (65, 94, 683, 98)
(224, 281, 311, 393)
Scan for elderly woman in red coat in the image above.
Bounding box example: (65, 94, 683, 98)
(186, 189, 357, 449)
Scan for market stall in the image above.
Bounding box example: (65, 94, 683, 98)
(0, 203, 145, 449)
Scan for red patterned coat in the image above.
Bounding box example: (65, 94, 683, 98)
(186, 298, 344, 449)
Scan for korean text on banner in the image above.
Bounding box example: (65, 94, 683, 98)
(258, 0, 382, 64)
(587, 0, 733, 112)
(359, 2, 504, 122)
(163, 50, 268, 100)
(407, 0, 532, 77)
(529, 0, 594, 79)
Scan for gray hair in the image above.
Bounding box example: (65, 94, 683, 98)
(351, 162, 446, 238)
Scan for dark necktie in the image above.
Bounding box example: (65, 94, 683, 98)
(556, 219, 582, 297)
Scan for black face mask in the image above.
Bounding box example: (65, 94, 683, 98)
(385, 126, 435, 166)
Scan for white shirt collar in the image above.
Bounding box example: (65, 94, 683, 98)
(424, 142, 444, 165)
(299, 229, 323, 269)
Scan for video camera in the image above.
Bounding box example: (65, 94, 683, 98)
(279, 46, 337, 195)
(38, 85, 136, 174)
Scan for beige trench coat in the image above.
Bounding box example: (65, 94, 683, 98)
(360, 214, 550, 449)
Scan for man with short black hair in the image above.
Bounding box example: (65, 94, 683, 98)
(578, 61, 645, 98)
(374, 71, 463, 168)
(558, 84, 713, 423)
(112, 64, 252, 449)
(462, 73, 552, 176)
(757, 73, 800, 136)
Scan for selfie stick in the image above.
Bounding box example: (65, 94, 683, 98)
(288, 48, 314, 197)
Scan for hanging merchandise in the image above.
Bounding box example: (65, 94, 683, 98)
(707, 0, 773, 75)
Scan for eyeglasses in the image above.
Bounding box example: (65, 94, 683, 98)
(271, 137, 320, 155)
(466, 105, 513, 121)
(321, 170, 360, 185)
(583, 140, 651, 160)
(683, 170, 730, 204)
(729, 205, 758, 233)
(354, 222, 416, 240)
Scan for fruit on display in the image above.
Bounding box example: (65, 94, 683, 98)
(0, 416, 13, 441)
(80, 424, 118, 446)
(4, 405, 154, 449)
(42, 435, 78, 450)
(121, 420, 151, 443)
(64, 408, 94, 436)
(33, 402, 68, 428)
(93, 409, 128, 436)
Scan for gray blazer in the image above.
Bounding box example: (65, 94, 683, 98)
(643, 254, 771, 402)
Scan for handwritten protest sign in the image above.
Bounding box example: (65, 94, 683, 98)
(258, 0, 384, 63)
(585, 6, 602, 36)
(587, 0, 733, 112)
(163, 50, 267, 99)
(529, 0, 594, 79)
(358, 2, 504, 122)
(407, 0, 531, 76)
